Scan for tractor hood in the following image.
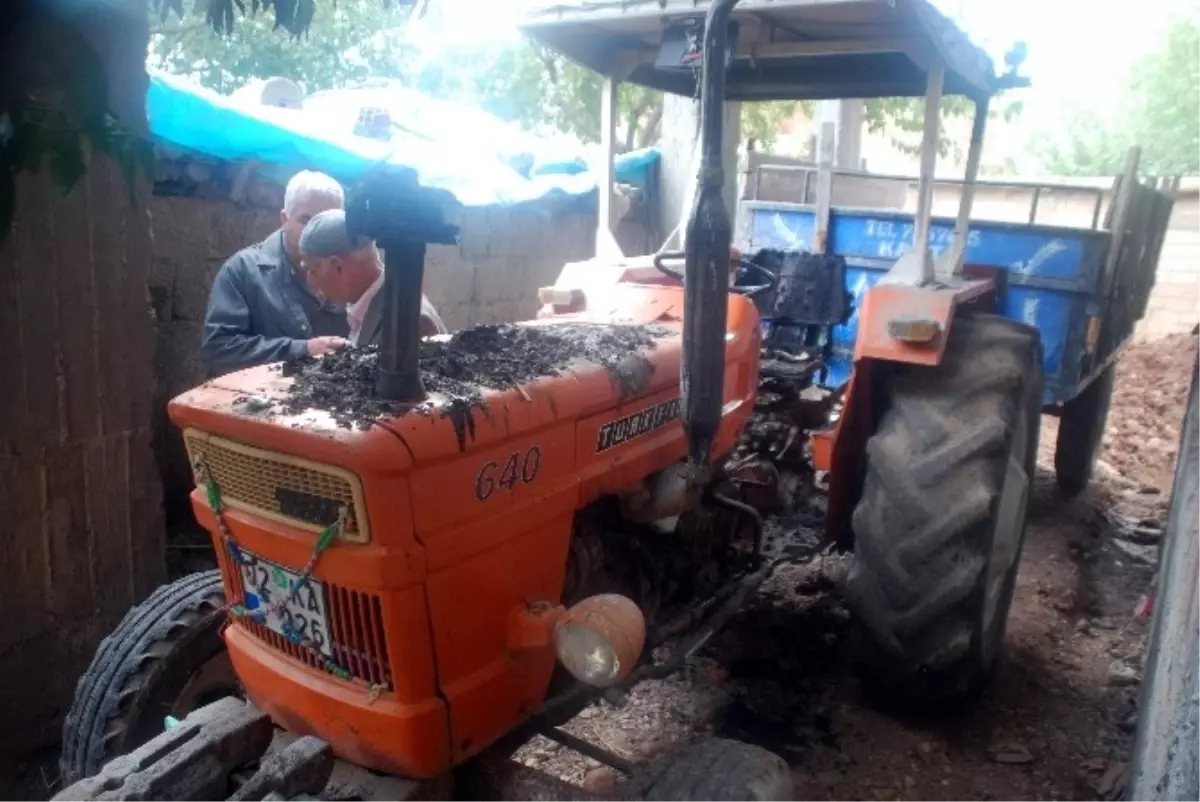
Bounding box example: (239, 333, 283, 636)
(168, 296, 690, 473)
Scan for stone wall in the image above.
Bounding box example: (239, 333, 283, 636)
(149, 195, 640, 520)
(0, 3, 164, 751)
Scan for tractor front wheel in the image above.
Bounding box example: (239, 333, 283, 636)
(60, 570, 236, 784)
(847, 314, 1043, 709)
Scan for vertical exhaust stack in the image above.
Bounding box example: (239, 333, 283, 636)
(682, 0, 739, 476)
(343, 167, 460, 402)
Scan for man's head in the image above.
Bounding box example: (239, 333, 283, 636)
(280, 171, 345, 264)
(299, 209, 382, 305)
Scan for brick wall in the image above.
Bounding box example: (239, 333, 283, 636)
(150, 195, 639, 520)
(0, 4, 164, 751)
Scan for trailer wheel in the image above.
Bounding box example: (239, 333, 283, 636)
(1054, 361, 1116, 496)
(634, 738, 792, 800)
(847, 315, 1043, 708)
(61, 570, 236, 784)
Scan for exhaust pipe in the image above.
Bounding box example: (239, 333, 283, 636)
(682, 0, 739, 476)
(343, 167, 459, 402)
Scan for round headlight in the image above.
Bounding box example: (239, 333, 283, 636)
(553, 594, 645, 688)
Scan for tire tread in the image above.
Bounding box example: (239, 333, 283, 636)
(847, 314, 1043, 707)
(60, 570, 227, 784)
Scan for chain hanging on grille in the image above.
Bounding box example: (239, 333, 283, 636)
(192, 457, 371, 688)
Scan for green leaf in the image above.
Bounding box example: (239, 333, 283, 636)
(273, 0, 296, 32)
(295, 0, 315, 37)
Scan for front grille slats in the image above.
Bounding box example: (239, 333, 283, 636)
(184, 429, 368, 543)
(326, 586, 393, 688)
(330, 585, 361, 679)
(365, 595, 389, 687)
(223, 557, 392, 689)
(347, 589, 372, 682)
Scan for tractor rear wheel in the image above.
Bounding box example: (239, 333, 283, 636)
(1054, 361, 1116, 496)
(633, 738, 792, 800)
(847, 314, 1043, 709)
(61, 571, 236, 784)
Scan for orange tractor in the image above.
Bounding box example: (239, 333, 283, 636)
(59, 1, 1051, 799)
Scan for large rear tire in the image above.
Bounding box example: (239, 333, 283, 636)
(60, 571, 236, 784)
(1055, 361, 1116, 496)
(634, 738, 792, 800)
(847, 314, 1043, 708)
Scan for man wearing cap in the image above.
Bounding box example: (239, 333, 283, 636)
(299, 208, 447, 347)
(200, 170, 351, 376)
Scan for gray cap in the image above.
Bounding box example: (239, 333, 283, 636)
(298, 209, 367, 258)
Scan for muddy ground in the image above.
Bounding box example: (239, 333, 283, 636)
(4, 334, 1195, 801)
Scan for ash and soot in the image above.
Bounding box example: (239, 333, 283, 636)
(279, 322, 669, 430)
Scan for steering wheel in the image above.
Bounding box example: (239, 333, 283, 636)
(653, 250, 778, 298)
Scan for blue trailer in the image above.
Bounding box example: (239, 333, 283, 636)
(739, 164, 1175, 494)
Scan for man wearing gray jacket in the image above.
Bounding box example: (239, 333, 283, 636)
(299, 208, 446, 346)
(200, 171, 351, 375)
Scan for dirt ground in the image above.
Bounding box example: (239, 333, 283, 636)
(516, 474, 1154, 801)
(515, 332, 1198, 801)
(4, 333, 1195, 801)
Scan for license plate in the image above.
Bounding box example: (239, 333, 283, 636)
(238, 553, 333, 658)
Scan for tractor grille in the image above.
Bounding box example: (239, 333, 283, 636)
(184, 429, 368, 543)
(223, 557, 393, 689)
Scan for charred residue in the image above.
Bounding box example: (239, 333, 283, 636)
(280, 322, 669, 438)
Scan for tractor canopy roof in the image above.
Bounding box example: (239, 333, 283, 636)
(519, 0, 1026, 103)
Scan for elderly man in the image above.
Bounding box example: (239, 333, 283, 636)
(200, 171, 351, 375)
(299, 209, 446, 346)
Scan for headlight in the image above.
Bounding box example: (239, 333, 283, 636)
(553, 594, 645, 688)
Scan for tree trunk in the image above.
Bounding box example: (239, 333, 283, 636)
(623, 93, 656, 152)
(637, 100, 665, 149)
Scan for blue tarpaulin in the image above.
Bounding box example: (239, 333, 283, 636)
(146, 72, 660, 207)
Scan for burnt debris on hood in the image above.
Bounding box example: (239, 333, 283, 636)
(279, 322, 670, 443)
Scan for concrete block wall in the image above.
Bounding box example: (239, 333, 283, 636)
(1139, 199, 1200, 340)
(424, 205, 599, 330)
(147, 198, 280, 522)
